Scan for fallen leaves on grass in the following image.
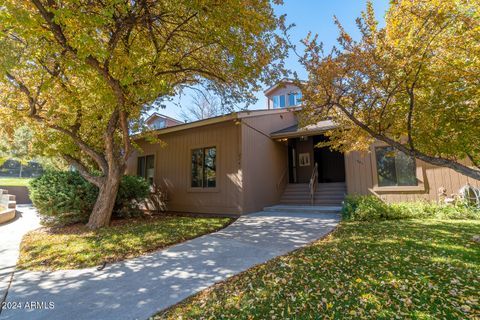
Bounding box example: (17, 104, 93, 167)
(18, 215, 233, 271)
(157, 220, 480, 320)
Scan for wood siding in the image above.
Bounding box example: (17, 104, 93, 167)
(345, 150, 480, 202)
(126, 121, 242, 214)
(241, 111, 297, 212)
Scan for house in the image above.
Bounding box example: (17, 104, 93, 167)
(126, 80, 480, 215)
(145, 112, 183, 130)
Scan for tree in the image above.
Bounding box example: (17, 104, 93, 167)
(300, 0, 480, 179)
(0, 0, 287, 228)
(0, 126, 34, 177)
(180, 91, 224, 122)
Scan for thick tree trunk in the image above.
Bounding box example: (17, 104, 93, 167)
(86, 169, 122, 229)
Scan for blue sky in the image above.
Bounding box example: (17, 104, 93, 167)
(160, 0, 389, 121)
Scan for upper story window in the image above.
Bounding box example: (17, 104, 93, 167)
(151, 119, 166, 129)
(137, 155, 155, 185)
(272, 95, 286, 108)
(288, 92, 302, 106)
(375, 146, 417, 187)
(191, 147, 216, 188)
(272, 92, 302, 108)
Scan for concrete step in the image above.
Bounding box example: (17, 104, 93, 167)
(284, 188, 347, 193)
(0, 208, 16, 224)
(264, 205, 342, 214)
(8, 194, 16, 201)
(1, 189, 7, 194)
(280, 200, 343, 206)
(285, 183, 346, 188)
(7, 200, 16, 209)
(285, 187, 347, 192)
(282, 191, 346, 196)
(281, 196, 345, 202)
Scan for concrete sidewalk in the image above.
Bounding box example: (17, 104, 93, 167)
(0, 211, 339, 320)
(0, 206, 41, 304)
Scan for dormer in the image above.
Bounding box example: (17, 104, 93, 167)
(145, 113, 183, 130)
(264, 79, 303, 109)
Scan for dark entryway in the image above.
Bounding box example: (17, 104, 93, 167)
(313, 135, 345, 183)
(287, 135, 346, 183)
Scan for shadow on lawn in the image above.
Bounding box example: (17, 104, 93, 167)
(2, 212, 340, 320)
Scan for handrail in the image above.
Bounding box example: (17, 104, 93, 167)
(309, 162, 318, 205)
(276, 166, 288, 191)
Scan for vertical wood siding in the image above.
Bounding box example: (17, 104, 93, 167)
(126, 121, 242, 214)
(241, 111, 297, 212)
(345, 150, 480, 202)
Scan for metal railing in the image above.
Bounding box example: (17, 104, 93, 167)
(309, 162, 318, 205)
(276, 167, 288, 191)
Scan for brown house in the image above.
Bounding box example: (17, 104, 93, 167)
(126, 81, 480, 215)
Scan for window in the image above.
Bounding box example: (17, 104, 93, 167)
(137, 155, 155, 184)
(273, 96, 279, 108)
(288, 93, 296, 106)
(151, 119, 166, 129)
(191, 147, 216, 188)
(295, 92, 302, 105)
(288, 92, 303, 106)
(375, 146, 417, 187)
(272, 95, 286, 108)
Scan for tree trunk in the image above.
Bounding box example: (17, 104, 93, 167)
(19, 163, 22, 178)
(86, 169, 122, 229)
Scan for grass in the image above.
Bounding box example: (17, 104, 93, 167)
(0, 177, 31, 187)
(158, 220, 480, 319)
(18, 215, 233, 271)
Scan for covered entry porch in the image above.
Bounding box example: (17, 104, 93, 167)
(271, 121, 347, 206)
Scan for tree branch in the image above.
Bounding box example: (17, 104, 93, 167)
(63, 155, 104, 187)
(333, 102, 480, 180)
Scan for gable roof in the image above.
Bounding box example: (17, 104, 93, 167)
(134, 107, 298, 139)
(145, 112, 183, 125)
(263, 78, 306, 96)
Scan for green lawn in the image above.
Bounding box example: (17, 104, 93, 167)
(158, 220, 480, 319)
(19, 215, 233, 271)
(0, 177, 31, 187)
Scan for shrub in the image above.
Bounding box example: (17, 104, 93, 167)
(114, 175, 150, 218)
(29, 170, 97, 225)
(29, 170, 150, 225)
(342, 195, 391, 221)
(342, 195, 480, 221)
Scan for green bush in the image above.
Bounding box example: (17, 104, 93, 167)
(29, 170, 150, 225)
(29, 170, 98, 225)
(342, 195, 480, 221)
(114, 175, 150, 218)
(342, 195, 390, 221)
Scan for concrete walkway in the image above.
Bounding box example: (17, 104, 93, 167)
(0, 206, 41, 304)
(0, 210, 339, 320)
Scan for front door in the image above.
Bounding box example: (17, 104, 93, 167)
(313, 135, 346, 183)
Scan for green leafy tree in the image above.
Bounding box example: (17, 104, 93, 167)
(300, 0, 480, 179)
(0, 0, 287, 228)
(0, 126, 35, 177)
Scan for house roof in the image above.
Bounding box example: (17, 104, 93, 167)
(263, 78, 306, 96)
(270, 120, 337, 139)
(134, 107, 298, 139)
(145, 112, 183, 125)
